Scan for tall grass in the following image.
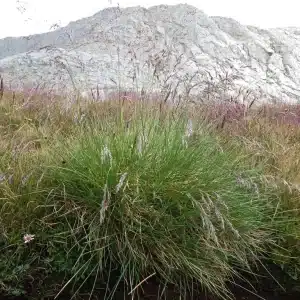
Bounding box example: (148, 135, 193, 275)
(45, 113, 281, 297)
(0, 93, 300, 299)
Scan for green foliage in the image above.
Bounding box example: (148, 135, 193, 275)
(1, 96, 300, 299)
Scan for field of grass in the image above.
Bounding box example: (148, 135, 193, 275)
(1, 91, 300, 299)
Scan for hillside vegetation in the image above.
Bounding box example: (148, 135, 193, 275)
(1, 91, 300, 299)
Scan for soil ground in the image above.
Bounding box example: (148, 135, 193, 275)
(1, 264, 300, 299)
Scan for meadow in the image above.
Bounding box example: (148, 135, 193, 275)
(1, 89, 300, 299)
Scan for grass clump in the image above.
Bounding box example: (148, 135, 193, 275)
(2, 94, 300, 299)
(49, 117, 275, 297)
(0, 99, 281, 299)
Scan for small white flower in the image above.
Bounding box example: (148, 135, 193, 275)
(23, 234, 35, 244)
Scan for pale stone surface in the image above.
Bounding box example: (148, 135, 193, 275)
(1, 4, 300, 103)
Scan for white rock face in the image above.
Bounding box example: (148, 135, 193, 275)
(1, 4, 300, 103)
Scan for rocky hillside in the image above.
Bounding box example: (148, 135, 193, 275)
(1, 4, 300, 103)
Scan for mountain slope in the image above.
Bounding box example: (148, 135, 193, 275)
(1, 4, 300, 102)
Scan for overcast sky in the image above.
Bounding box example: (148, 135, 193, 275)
(1, 0, 300, 38)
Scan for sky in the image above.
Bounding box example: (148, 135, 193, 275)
(1, 0, 300, 38)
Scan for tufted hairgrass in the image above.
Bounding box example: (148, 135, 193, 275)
(0, 94, 297, 299)
(31, 112, 285, 297)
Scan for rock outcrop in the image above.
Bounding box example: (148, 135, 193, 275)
(1, 4, 300, 103)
